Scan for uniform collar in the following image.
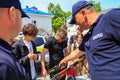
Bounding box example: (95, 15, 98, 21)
(0, 39, 12, 53)
(88, 14, 104, 34)
(92, 14, 104, 28)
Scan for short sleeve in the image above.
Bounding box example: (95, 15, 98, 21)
(63, 39, 67, 48)
(108, 9, 120, 43)
(44, 36, 53, 49)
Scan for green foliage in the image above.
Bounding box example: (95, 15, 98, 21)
(48, 3, 54, 13)
(52, 17, 64, 33)
(89, 0, 101, 12)
(93, 2, 101, 12)
(48, 1, 101, 32)
(48, 3, 71, 32)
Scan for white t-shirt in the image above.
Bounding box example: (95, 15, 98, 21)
(24, 40, 36, 79)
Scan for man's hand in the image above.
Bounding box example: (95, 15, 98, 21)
(28, 53, 37, 60)
(41, 68, 47, 78)
(59, 60, 67, 69)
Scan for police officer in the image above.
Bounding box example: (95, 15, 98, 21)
(0, 0, 29, 80)
(59, 0, 120, 80)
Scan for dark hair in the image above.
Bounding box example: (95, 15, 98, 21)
(22, 23, 39, 36)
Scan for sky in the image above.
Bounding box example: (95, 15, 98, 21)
(20, 0, 120, 13)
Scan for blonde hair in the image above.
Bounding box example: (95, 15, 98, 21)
(56, 28, 67, 40)
(60, 25, 67, 31)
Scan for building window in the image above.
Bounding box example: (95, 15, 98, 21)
(32, 20, 36, 25)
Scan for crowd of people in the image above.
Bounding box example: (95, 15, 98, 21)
(1, 0, 120, 80)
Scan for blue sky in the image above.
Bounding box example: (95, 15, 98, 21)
(20, 0, 120, 13)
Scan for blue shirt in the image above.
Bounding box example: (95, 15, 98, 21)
(79, 8, 120, 80)
(0, 39, 28, 80)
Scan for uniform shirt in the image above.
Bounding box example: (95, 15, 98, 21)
(79, 8, 120, 80)
(0, 39, 27, 80)
(44, 36, 67, 68)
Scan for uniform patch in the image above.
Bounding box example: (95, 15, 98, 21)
(93, 33, 103, 40)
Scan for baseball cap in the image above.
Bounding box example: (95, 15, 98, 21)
(69, 0, 93, 24)
(0, 0, 29, 18)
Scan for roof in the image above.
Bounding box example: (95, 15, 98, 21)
(22, 7, 53, 16)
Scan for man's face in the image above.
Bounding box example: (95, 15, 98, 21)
(3, 7, 22, 40)
(15, 9, 22, 30)
(76, 35, 83, 44)
(12, 8, 22, 39)
(55, 35, 66, 43)
(74, 10, 90, 30)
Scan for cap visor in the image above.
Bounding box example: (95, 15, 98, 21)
(21, 10, 30, 18)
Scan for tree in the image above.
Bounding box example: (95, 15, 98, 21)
(48, 3, 71, 32)
(52, 17, 64, 32)
(48, 1, 101, 32)
(48, 3, 54, 14)
(89, 0, 101, 12)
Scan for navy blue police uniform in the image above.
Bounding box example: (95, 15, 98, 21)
(79, 8, 120, 80)
(0, 39, 28, 80)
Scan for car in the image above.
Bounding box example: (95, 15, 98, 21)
(33, 35, 45, 53)
(33, 35, 50, 72)
(33, 35, 49, 62)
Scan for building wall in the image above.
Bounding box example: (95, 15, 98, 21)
(22, 14, 53, 32)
